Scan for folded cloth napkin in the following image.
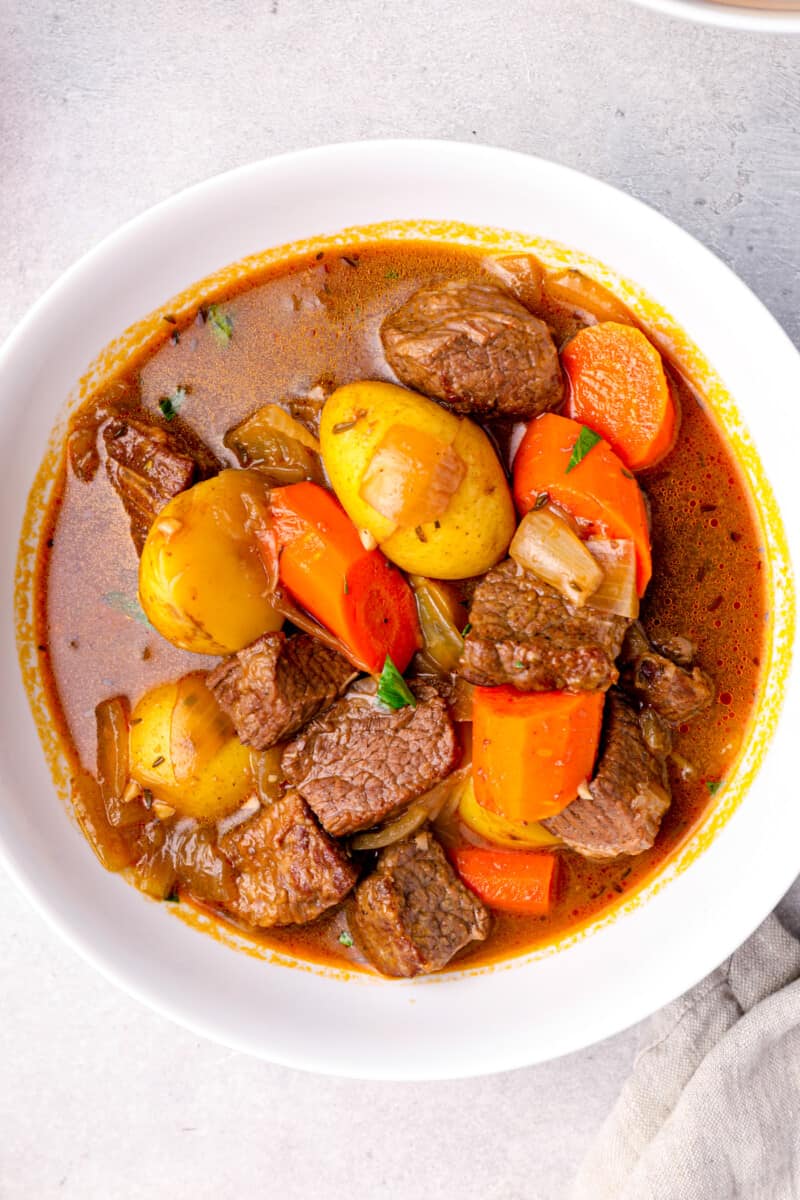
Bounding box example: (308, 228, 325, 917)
(572, 914, 800, 1200)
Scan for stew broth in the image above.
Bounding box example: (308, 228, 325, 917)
(36, 240, 768, 972)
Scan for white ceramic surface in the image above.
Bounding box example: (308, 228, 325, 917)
(1, 140, 798, 1080)
(630, 0, 800, 30)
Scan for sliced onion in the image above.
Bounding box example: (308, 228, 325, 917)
(543, 269, 634, 326)
(271, 585, 370, 673)
(73, 769, 137, 871)
(224, 403, 323, 484)
(510, 508, 603, 607)
(169, 673, 234, 783)
(95, 696, 147, 828)
(359, 424, 466, 530)
(487, 253, 546, 312)
(410, 576, 466, 674)
(252, 747, 284, 804)
(585, 538, 639, 619)
(351, 766, 471, 851)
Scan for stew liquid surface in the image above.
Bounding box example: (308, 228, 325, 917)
(36, 240, 768, 972)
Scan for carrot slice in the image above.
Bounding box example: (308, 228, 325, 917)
(513, 412, 652, 594)
(451, 846, 556, 915)
(473, 686, 604, 822)
(268, 482, 420, 674)
(563, 322, 677, 471)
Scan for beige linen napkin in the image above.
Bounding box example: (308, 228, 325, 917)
(572, 915, 800, 1200)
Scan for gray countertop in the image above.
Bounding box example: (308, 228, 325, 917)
(2, 3, 799, 1197)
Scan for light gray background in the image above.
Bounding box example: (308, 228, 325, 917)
(2, 3, 799, 1198)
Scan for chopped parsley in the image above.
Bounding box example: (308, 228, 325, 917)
(621, 468, 635, 480)
(103, 591, 152, 627)
(338, 930, 354, 948)
(164, 889, 180, 903)
(377, 654, 417, 710)
(566, 426, 602, 474)
(208, 304, 233, 344)
(343, 575, 349, 595)
(514, 660, 525, 669)
(706, 780, 722, 796)
(461, 622, 472, 638)
(384, 268, 399, 280)
(534, 491, 550, 510)
(158, 386, 188, 421)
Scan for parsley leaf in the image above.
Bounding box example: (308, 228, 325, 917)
(377, 654, 417, 710)
(338, 930, 354, 948)
(103, 591, 152, 627)
(566, 426, 602, 474)
(706, 780, 722, 796)
(461, 622, 472, 638)
(208, 304, 233, 344)
(384, 268, 399, 280)
(158, 385, 188, 422)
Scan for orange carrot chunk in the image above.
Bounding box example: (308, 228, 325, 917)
(513, 412, 652, 594)
(451, 846, 557, 915)
(563, 322, 677, 471)
(268, 482, 421, 674)
(473, 686, 604, 822)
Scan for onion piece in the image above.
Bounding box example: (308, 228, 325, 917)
(169, 673, 234, 783)
(271, 585, 370, 673)
(95, 696, 147, 828)
(543, 269, 634, 326)
(510, 508, 603, 607)
(458, 777, 562, 849)
(224, 403, 323, 485)
(585, 538, 639, 619)
(410, 576, 466, 674)
(351, 766, 471, 851)
(359, 424, 466, 531)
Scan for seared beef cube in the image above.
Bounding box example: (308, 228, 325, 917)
(459, 559, 629, 692)
(219, 792, 358, 927)
(380, 281, 563, 419)
(543, 691, 671, 858)
(208, 632, 357, 750)
(103, 413, 196, 552)
(281, 681, 459, 836)
(620, 621, 714, 723)
(351, 831, 490, 977)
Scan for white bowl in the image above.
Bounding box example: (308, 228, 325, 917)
(1, 141, 798, 1080)
(630, 0, 800, 31)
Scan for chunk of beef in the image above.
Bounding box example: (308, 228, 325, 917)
(620, 621, 714, 723)
(103, 413, 197, 552)
(207, 632, 357, 751)
(380, 281, 563, 419)
(459, 559, 629, 692)
(351, 830, 489, 977)
(543, 691, 671, 858)
(281, 681, 460, 836)
(218, 792, 358, 927)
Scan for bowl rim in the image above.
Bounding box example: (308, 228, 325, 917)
(628, 0, 800, 31)
(1, 139, 798, 1079)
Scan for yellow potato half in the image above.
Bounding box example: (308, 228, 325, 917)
(129, 675, 255, 820)
(319, 381, 515, 579)
(139, 469, 283, 654)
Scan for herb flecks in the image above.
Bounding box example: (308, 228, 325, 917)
(103, 591, 152, 627)
(377, 655, 417, 710)
(384, 268, 399, 280)
(341, 255, 359, 268)
(332, 409, 366, 435)
(566, 426, 602, 474)
(343, 575, 349, 596)
(534, 491, 550, 510)
(706, 779, 722, 796)
(461, 622, 472, 638)
(338, 930, 354, 948)
(621, 468, 635, 480)
(165, 890, 180, 904)
(208, 304, 233, 344)
(158, 385, 188, 422)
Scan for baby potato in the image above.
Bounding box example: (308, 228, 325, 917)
(319, 381, 515, 579)
(139, 469, 283, 654)
(129, 674, 255, 820)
